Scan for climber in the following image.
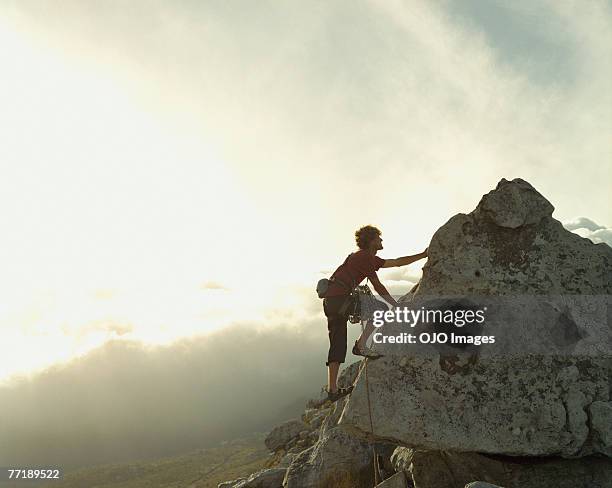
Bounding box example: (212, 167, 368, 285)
(323, 225, 428, 401)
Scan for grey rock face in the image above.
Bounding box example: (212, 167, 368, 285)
(277, 451, 297, 468)
(281, 392, 400, 488)
(589, 400, 612, 457)
(339, 355, 611, 457)
(389, 448, 611, 488)
(282, 427, 374, 488)
(474, 177, 553, 229)
(337, 360, 362, 388)
(265, 419, 309, 452)
(412, 178, 612, 296)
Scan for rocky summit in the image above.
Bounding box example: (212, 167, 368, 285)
(218, 178, 612, 488)
(415, 178, 611, 296)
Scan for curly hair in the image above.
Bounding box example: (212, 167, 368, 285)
(355, 225, 381, 250)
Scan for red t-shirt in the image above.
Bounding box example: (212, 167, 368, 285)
(326, 250, 386, 297)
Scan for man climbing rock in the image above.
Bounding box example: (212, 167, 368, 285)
(323, 225, 427, 402)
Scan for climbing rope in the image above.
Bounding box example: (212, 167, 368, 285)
(358, 280, 380, 486)
(363, 356, 380, 486)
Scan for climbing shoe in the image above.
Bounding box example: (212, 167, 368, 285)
(326, 385, 354, 402)
(352, 340, 383, 360)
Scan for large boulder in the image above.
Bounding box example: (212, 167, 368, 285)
(339, 354, 611, 457)
(412, 178, 612, 296)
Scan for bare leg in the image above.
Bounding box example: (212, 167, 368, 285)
(357, 319, 376, 350)
(327, 362, 340, 393)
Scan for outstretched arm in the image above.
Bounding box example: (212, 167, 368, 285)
(369, 274, 398, 307)
(381, 248, 428, 268)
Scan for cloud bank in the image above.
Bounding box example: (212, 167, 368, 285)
(563, 217, 612, 247)
(0, 314, 355, 469)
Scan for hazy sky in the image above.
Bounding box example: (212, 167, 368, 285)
(0, 0, 611, 385)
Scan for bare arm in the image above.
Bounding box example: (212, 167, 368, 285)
(369, 274, 398, 307)
(381, 248, 428, 268)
